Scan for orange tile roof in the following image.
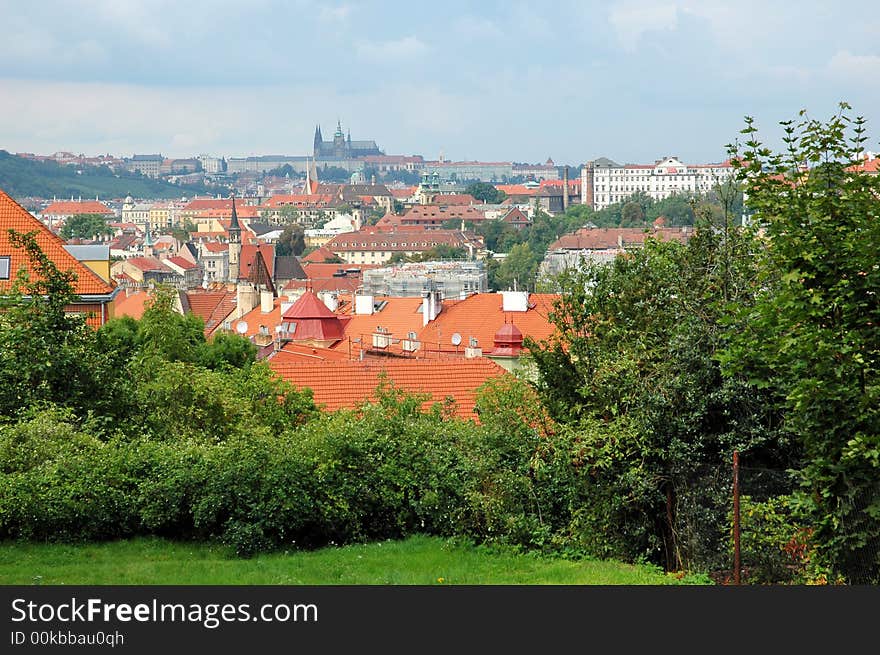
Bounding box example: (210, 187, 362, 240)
(336, 296, 426, 345)
(0, 187, 117, 296)
(265, 194, 333, 208)
(183, 198, 236, 211)
(112, 289, 150, 320)
(416, 293, 558, 354)
(269, 358, 508, 419)
(235, 297, 285, 338)
(166, 256, 199, 270)
(434, 194, 477, 205)
(42, 200, 115, 216)
(548, 227, 692, 251)
(240, 243, 275, 279)
(185, 290, 237, 335)
(302, 246, 337, 263)
(268, 342, 350, 363)
(201, 242, 228, 253)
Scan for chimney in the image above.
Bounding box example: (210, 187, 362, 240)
(563, 166, 569, 211)
(355, 294, 374, 315)
(260, 289, 274, 313)
(421, 288, 443, 326)
(464, 337, 482, 359)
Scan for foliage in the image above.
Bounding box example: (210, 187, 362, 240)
(275, 223, 306, 257)
(527, 221, 792, 571)
(465, 182, 507, 204)
(721, 103, 880, 583)
(0, 230, 112, 420)
(731, 495, 816, 584)
(59, 213, 114, 240)
(0, 150, 223, 198)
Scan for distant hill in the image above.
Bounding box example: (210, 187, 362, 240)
(0, 151, 227, 200)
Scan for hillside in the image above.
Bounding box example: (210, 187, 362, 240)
(0, 150, 226, 199)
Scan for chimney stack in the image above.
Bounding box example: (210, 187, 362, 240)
(563, 166, 569, 212)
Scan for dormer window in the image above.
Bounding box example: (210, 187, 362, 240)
(0, 256, 9, 280)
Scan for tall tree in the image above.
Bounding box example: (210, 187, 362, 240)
(722, 103, 880, 582)
(60, 213, 113, 240)
(276, 223, 305, 256)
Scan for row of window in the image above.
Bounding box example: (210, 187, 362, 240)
(338, 241, 439, 248)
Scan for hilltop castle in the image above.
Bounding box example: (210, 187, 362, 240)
(313, 120, 383, 161)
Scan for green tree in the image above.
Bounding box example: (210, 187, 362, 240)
(493, 243, 538, 291)
(620, 201, 645, 227)
(528, 220, 789, 570)
(722, 103, 880, 582)
(60, 213, 113, 240)
(0, 230, 111, 419)
(276, 223, 306, 256)
(465, 182, 507, 204)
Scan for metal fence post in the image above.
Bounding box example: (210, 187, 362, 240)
(733, 450, 741, 585)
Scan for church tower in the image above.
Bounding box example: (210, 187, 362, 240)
(313, 125, 323, 159)
(228, 193, 242, 282)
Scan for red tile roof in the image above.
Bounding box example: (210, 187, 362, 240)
(269, 358, 508, 419)
(0, 188, 117, 297)
(302, 246, 338, 263)
(268, 342, 350, 364)
(166, 256, 199, 270)
(185, 290, 237, 335)
(124, 256, 169, 272)
(112, 289, 150, 320)
(240, 243, 275, 279)
(201, 242, 228, 253)
(548, 227, 692, 251)
(434, 194, 476, 205)
(42, 200, 115, 216)
(416, 293, 558, 355)
(327, 228, 477, 252)
(281, 290, 345, 341)
(265, 194, 333, 208)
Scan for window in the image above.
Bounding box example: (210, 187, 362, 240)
(0, 256, 9, 280)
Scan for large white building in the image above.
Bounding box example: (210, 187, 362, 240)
(581, 156, 734, 210)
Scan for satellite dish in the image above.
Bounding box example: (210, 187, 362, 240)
(235, 321, 248, 335)
(451, 333, 462, 346)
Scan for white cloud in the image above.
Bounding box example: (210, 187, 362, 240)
(355, 36, 428, 61)
(609, 1, 678, 51)
(319, 4, 350, 22)
(455, 17, 503, 40)
(827, 50, 880, 80)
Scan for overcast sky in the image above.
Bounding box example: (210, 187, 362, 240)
(1, 0, 878, 165)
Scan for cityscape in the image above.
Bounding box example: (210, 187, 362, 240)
(0, 1, 878, 628)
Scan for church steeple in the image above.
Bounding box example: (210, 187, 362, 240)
(228, 193, 242, 282)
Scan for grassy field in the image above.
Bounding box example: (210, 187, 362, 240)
(0, 536, 707, 585)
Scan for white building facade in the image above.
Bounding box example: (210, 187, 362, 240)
(581, 156, 735, 210)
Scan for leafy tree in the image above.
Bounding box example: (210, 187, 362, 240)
(466, 182, 507, 204)
(722, 103, 880, 582)
(0, 230, 111, 419)
(276, 223, 306, 257)
(620, 201, 645, 227)
(197, 332, 258, 371)
(528, 219, 789, 570)
(493, 243, 538, 291)
(60, 213, 113, 240)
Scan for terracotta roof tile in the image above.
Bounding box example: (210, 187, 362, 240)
(269, 358, 508, 420)
(112, 289, 150, 320)
(42, 200, 115, 216)
(548, 227, 692, 251)
(302, 246, 337, 263)
(416, 292, 558, 354)
(0, 187, 117, 296)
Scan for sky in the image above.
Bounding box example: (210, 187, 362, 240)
(1, 0, 878, 165)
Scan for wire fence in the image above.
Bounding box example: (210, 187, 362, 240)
(670, 456, 879, 585)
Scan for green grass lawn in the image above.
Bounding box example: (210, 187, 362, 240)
(0, 535, 707, 585)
